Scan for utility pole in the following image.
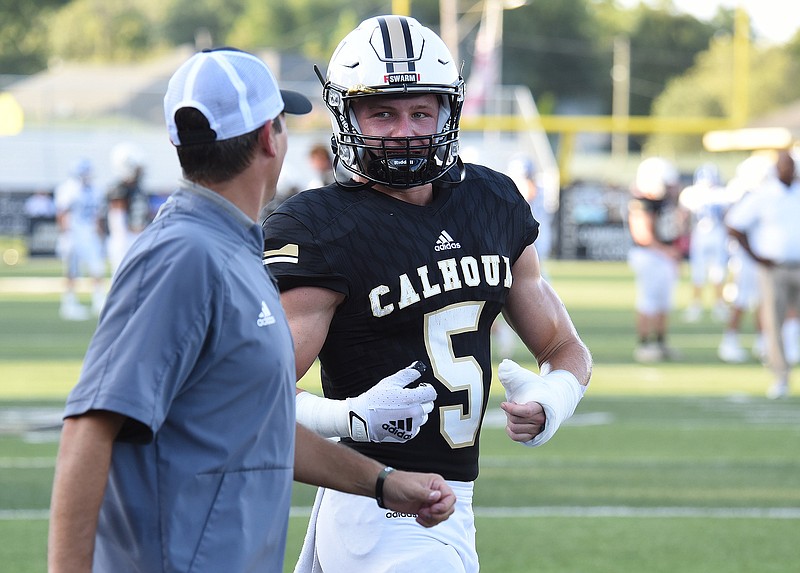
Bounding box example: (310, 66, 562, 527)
(392, 0, 410, 16)
(440, 0, 459, 66)
(732, 6, 750, 126)
(611, 35, 630, 159)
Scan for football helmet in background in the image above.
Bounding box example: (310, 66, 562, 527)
(111, 142, 146, 182)
(635, 157, 679, 200)
(693, 162, 722, 187)
(319, 15, 465, 188)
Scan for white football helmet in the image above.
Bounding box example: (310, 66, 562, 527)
(693, 162, 721, 187)
(111, 142, 145, 181)
(320, 15, 465, 188)
(635, 157, 679, 200)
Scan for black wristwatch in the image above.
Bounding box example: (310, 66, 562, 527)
(375, 466, 395, 509)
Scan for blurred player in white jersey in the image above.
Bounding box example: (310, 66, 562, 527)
(717, 154, 772, 363)
(54, 158, 106, 320)
(679, 163, 733, 323)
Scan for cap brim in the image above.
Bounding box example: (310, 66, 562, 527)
(281, 90, 312, 115)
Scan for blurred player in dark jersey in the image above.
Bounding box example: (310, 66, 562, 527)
(627, 157, 684, 363)
(263, 15, 592, 573)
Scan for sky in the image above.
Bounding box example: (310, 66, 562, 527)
(624, 0, 799, 45)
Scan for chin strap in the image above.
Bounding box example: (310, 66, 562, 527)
(435, 158, 466, 189)
(332, 155, 465, 192)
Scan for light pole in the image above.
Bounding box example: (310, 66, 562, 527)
(458, 0, 527, 116)
(611, 35, 630, 159)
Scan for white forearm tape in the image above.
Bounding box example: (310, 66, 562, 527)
(524, 370, 586, 447)
(295, 391, 350, 439)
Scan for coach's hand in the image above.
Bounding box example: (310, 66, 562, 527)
(347, 361, 436, 443)
(380, 470, 456, 527)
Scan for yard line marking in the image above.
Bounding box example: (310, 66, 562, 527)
(6, 506, 800, 521)
(0, 277, 103, 294)
(471, 506, 800, 519)
(0, 510, 49, 520)
(285, 506, 800, 520)
(0, 457, 55, 468)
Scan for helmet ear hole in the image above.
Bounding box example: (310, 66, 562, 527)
(339, 144, 354, 166)
(322, 15, 464, 188)
(437, 96, 451, 134)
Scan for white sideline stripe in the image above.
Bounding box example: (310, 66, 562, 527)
(472, 506, 800, 519)
(5, 506, 800, 522)
(286, 506, 800, 520)
(0, 510, 49, 520)
(0, 457, 55, 469)
(0, 277, 105, 294)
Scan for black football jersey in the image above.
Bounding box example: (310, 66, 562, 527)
(263, 163, 538, 481)
(628, 196, 683, 246)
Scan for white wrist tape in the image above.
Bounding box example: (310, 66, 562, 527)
(498, 359, 586, 447)
(528, 370, 585, 447)
(295, 391, 350, 439)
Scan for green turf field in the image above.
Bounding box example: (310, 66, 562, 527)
(1, 255, 798, 572)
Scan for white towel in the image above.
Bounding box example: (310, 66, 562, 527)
(293, 487, 325, 573)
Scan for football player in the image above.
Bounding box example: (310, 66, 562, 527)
(678, 163, 732, 323)
(263, 16, 592, 573)
(627, 157, 684, 363)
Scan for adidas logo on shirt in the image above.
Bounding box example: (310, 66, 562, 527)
(382, 417, 414, 440)
(257, 301, 276, 327)
(434, 230, 461, 251)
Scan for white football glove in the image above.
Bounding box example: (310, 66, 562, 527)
(346, 361, 436, 443)
(294, 361, 437, 443)
(498, 359, 585, 447)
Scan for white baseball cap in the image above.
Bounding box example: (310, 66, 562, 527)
(164, 48, 312, 146)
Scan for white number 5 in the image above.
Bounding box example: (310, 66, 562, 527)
(424, 302, 485, 449)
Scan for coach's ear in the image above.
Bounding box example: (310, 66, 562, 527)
(260, 115, 285, 159)
(259, 120, 276, 158)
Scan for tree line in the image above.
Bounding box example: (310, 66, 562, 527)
(2, 0, 800, 152)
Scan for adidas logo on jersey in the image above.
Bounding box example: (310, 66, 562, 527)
(257, 301, 276, 327)
(434, 230, 461, 251)
(382, 417, 414, 440)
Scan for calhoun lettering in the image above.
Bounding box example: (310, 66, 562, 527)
(369, 255, 512, 317)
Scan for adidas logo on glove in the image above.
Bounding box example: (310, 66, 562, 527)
(382, 417, 414, 440)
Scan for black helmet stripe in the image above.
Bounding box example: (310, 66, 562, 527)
(376, 16, 416, 74)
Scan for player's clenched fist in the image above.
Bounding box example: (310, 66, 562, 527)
(498, 359, 585, 447)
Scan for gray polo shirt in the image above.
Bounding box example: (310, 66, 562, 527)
(64, 181, 296, 572)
